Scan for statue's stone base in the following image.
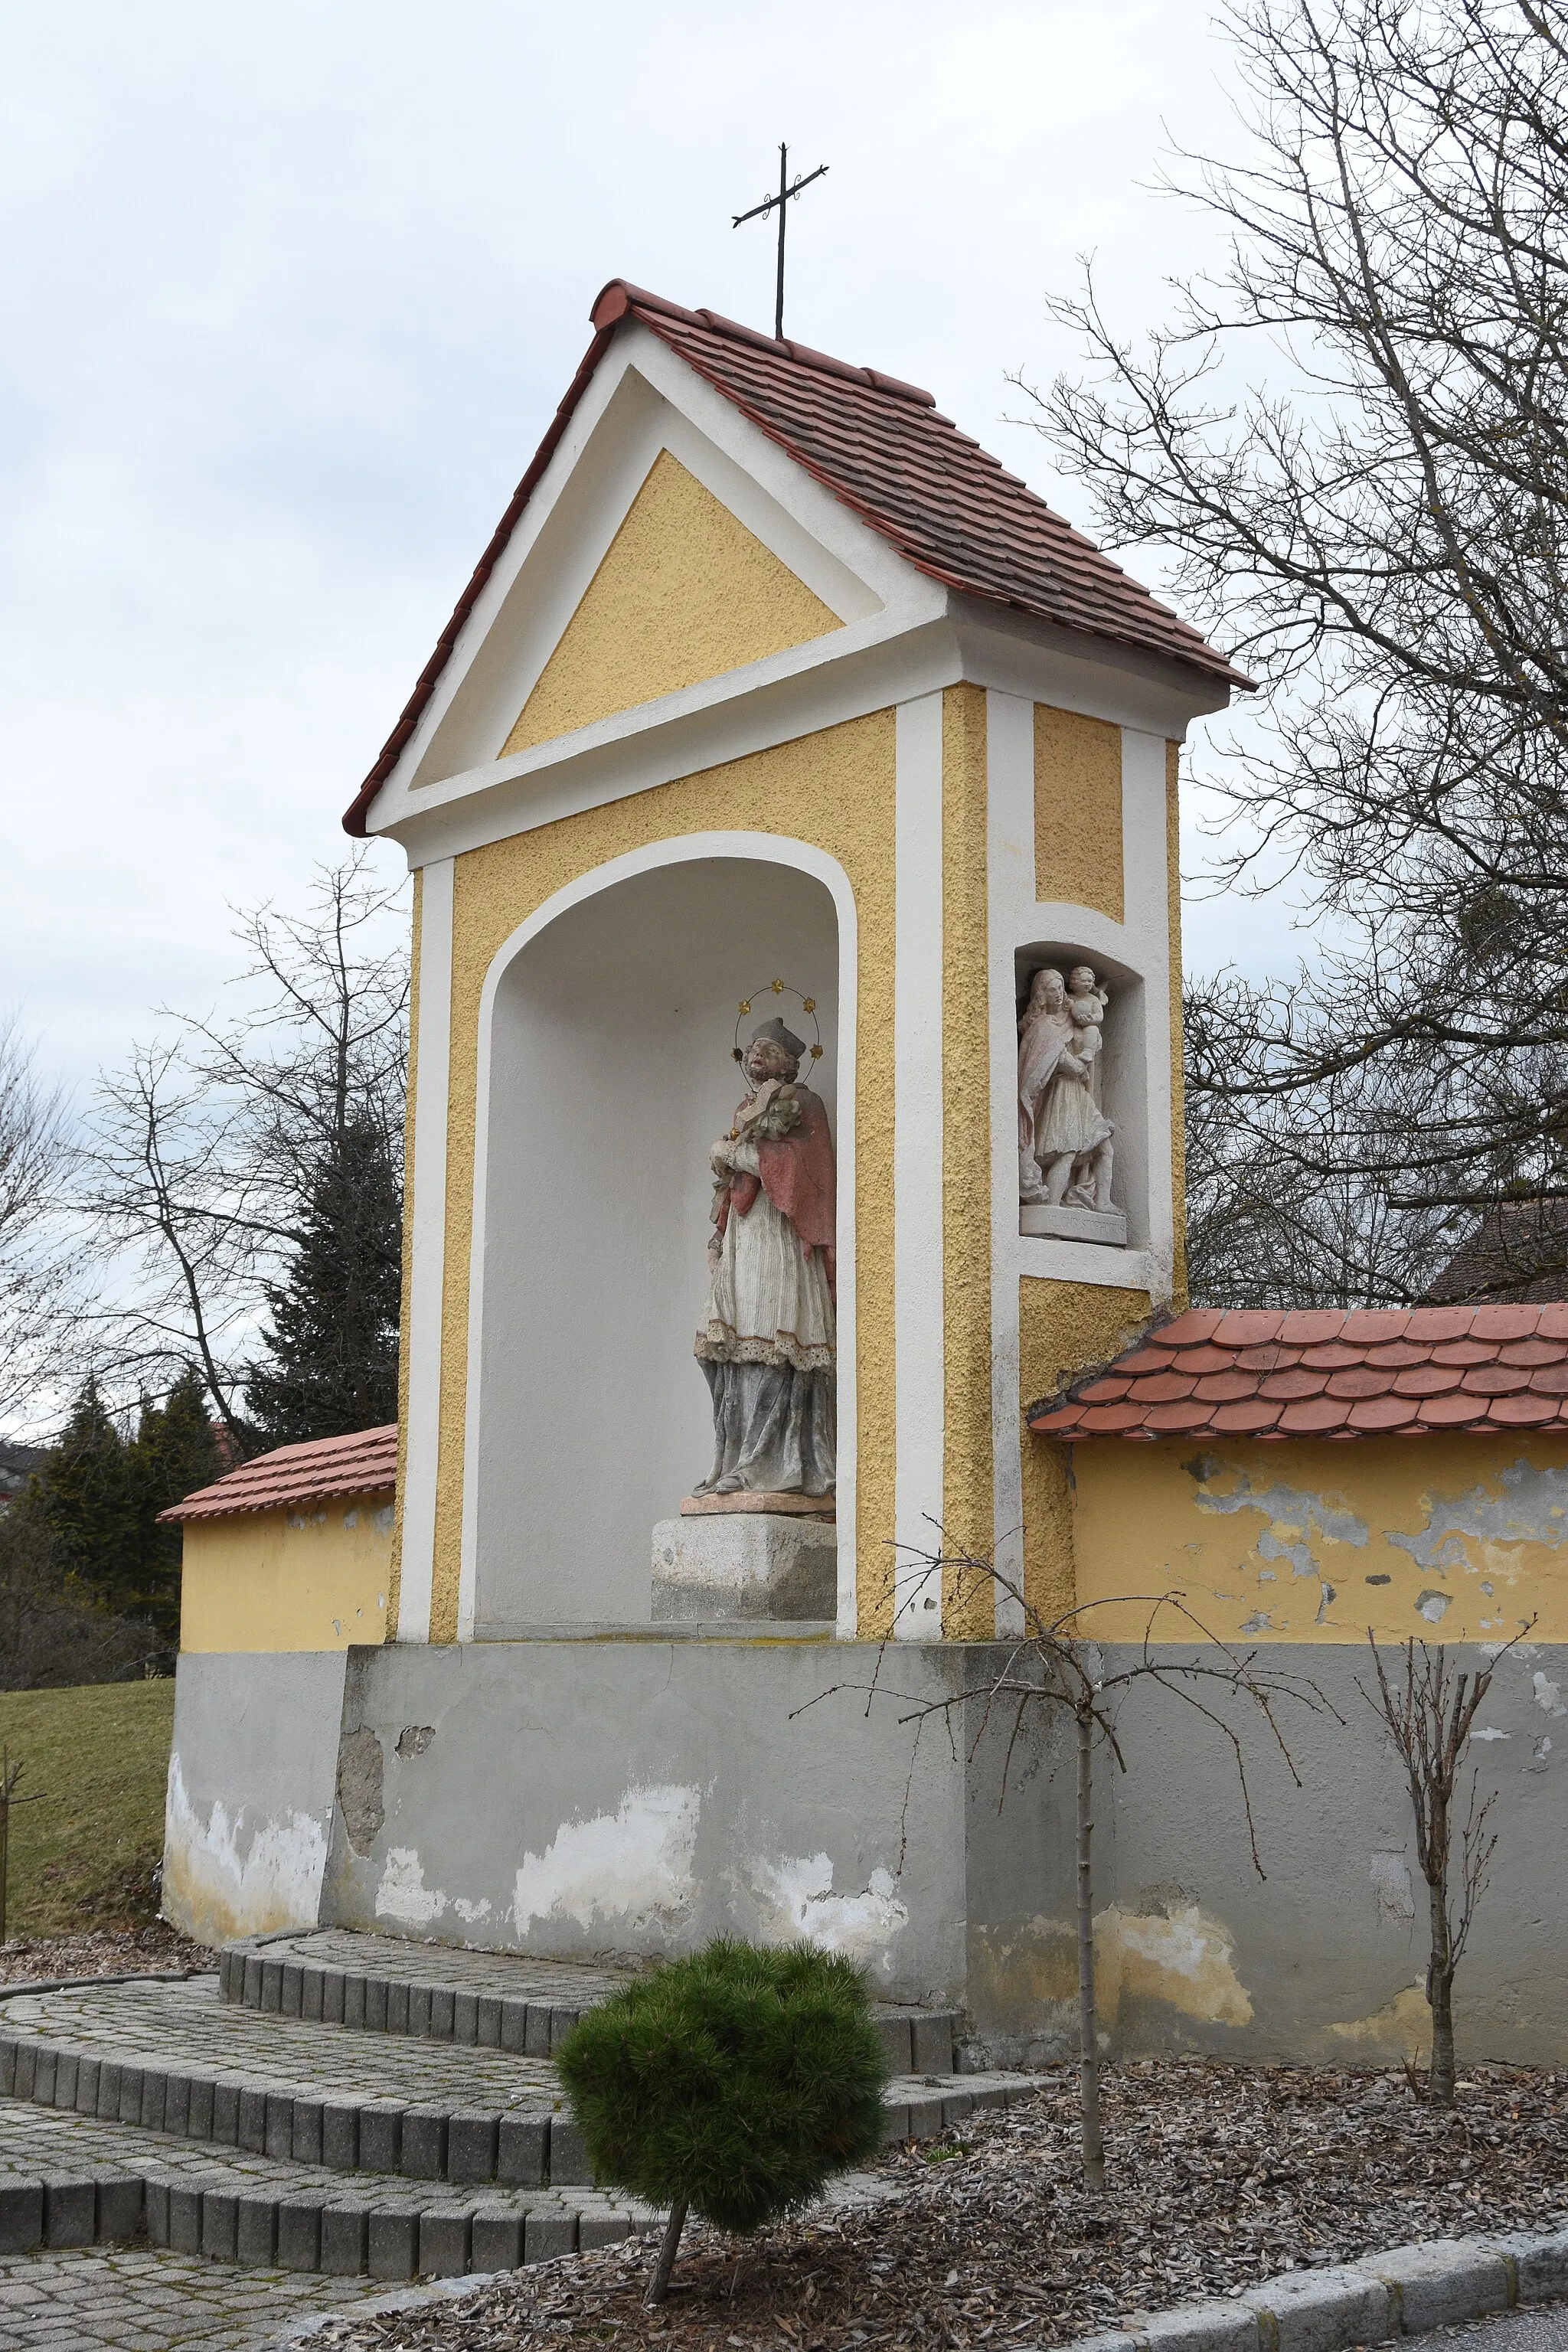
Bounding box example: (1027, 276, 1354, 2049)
(652, 1509, 837, 1621)
(680, 1490, 833, 1518)
(1019, 1201, 1128, 1245)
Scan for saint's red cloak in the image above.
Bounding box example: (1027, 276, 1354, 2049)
(715, 1086, 837, 1298)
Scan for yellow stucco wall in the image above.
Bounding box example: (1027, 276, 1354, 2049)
(430, 712, 900, 1642)
(1068, 1432, 1568, 1643)
(500, 451, 840, 756)
(1034, 704, 1123, 919)
(1018, 1280, 1155, 1627)
(179, 1501, 394, 1654)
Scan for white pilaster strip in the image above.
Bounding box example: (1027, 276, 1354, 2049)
(1121, 730, 1177, 1302)
(987, 691, 1036, 1635)
(396, 857, 453, 1645)
(893, 694, 946, 1637)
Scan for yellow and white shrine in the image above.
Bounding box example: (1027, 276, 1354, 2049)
(351, 279, 1238, 1654)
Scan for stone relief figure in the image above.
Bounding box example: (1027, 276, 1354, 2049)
(694, 1016, 836, 1498)
(1019, 962, 1116, 1211)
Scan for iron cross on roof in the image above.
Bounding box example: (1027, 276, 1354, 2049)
(732, 143, 829, 342)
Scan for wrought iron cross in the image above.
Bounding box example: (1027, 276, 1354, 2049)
(732, 143, 829, 342)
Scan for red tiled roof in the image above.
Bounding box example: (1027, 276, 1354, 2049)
(159, 1426, 398, 1521)
(343, 280, 1246, 835)
(1025, 1305, 1568, 1443)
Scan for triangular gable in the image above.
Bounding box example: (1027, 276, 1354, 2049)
(499, 449, 839, 757)
(345, 279, 1246, 835)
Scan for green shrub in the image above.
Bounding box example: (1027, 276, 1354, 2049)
(557, 1936, 888, 2292)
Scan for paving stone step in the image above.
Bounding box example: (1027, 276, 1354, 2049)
(0, 2094, 654, 2280)
(220, 1929, 963, 2076)
(0, 1977, 1030, 2201)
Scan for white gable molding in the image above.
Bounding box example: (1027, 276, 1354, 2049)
(456, 831, 860, 1643)
(397, 857, 454, 1645)
(371, 323, 941, 816)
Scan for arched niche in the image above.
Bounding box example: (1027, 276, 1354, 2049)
(471, 851, 843, 1631)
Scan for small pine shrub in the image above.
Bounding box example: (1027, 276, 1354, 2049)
(556, 1937, 890, 2239)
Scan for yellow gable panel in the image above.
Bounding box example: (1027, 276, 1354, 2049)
(501, 450, 841, 756)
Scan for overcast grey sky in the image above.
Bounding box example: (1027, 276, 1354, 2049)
(0, 0, 1279, 1095)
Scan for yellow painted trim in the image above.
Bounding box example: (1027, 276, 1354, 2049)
(1070, 1432, 1568, 1643)
(941, 684, 995, 1632)
(1166, 740, 1188, 1312)
(387, 869, 421, 1643)
(430, 714, 899, 1643)
(1034, 704, 1123, 920)
(1018, 1279, 1154, 1627)
(500, 451, 839, 756)
(178, 1501, 394, 1654)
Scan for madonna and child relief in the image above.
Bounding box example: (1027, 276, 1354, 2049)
(1018, 963, 1126, 1245)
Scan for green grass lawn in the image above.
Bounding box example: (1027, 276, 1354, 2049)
(0, 1679, 175, 1939)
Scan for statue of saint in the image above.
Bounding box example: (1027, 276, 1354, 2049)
(694, 1016, 836, 1498)
(1019, 962, 1116, 1210)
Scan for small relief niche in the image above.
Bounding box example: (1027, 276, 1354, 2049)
(1017, 952, 1136, 1246)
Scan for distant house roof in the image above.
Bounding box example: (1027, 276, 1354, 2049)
(159, 1425, 398, 1522)
(1421, 1200, 1568, 1306)
(1026, 1305, 1568, 1443)
(344, 279, 1246, 835)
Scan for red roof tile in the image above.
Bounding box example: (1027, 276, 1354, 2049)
(1025, 1306, 1568, 1444)
(344, 280, 1245, 835)
(160, 1426, 398, 1522)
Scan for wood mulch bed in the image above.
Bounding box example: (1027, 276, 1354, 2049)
(0, 1925, 209, 1984)
(309, 2062, 1568, 2352)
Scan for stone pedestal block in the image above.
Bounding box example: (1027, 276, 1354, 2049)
(652, 1510, 836, 1620)
(1018, 1201, 1127, 1245)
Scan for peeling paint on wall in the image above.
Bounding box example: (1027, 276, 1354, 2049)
(512, 1784, 700, 1938)
(375, 1847, 448, 1926)
(1390, 1459, 1568, 1572)
(1370, 1851, 1416, 1923)
(1095, 1903, 1253, 2027)
(162, 1753, 328, 1946)
(1326, 1978, 1431, 2059)
(1193, 1474, 1370, 1575)
(750, 1854, 910, 1968)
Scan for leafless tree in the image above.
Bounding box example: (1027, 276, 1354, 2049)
(1021, 0, 1568, 1302)
(1363, 1630, 1524, 2103)
(0, 1014, 78, 1430)
(802, 1544, 1331, 2190)
(80, 852, 408, 1442)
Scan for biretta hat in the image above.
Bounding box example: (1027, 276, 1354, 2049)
(751, 1016, 806, 1059)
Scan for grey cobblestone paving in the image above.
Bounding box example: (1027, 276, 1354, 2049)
(0, 2243, 384, 2349)
(1, 1982, 559, 2114)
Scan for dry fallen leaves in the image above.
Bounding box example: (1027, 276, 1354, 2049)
(307, 2060, 1568, 2352)
(0, 1925, 205, 1984)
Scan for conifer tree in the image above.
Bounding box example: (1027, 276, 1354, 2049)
(126, 1366, 222, 1642)
(245, 1114, 400, 1446)
(36, 1377, 139, 1607)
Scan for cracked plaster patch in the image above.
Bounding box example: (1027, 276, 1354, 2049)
(749, 1853, 910, 1968)
(1096, 1903, 1253, 2027)
(162, 1753, 328, 1943)
(375, 1846, 448, 1926)
(513, 1784, 700, 1938)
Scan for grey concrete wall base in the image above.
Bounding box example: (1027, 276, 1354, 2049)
(181, 1635, 1568, 2064)
(650, 1514, 837, 1621)
(1080, 2227, 1568, 2352)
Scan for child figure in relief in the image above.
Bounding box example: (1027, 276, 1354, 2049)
(1032, 965, 1115, 1210)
